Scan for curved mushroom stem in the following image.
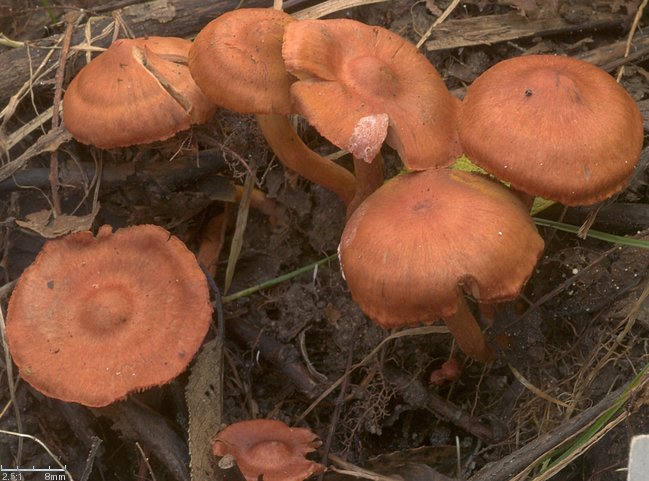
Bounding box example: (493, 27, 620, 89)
(443, 294, 495, 362)
(256, 113, 357, 205)
(346, 153, 384, 218)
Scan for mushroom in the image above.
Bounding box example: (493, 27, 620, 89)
(212, 419, 325, 481)
(63, 36, 216, 148)
(457, 54, 644, 206)
(282, 18, 462, 211)
(338, 169, 545, 361)
(188, 8, 357, 204)
(6, 224, 212, 407)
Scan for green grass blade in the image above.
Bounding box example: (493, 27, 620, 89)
(533, 218, 649, 249)
(221, 253, 339, 303)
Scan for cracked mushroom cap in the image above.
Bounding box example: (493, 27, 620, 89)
(282, 18, 461, 166)
(212, 419, 325, 481)
(458, 54, 644, 206)
(188, 8, 295, 115)
(338, 169, 544, 328)
(63, 36, 216, 148)
(6, 224, 213, 407)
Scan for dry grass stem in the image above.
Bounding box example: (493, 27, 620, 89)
(297, 325, 449, 422)
(0, 429, 73, 480)
(329, 453, 402, 481)
(616, 0, 649, 81)
(509, 364, 572, 409)
(293, 0, 387, 20)
(415, 0, 462, 49)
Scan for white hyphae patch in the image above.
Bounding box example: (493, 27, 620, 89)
(347, 113, 389, 162)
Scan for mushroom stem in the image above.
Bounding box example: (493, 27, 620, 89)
(443, 293, 495, 362)
(256, 113, 357, 205)
(347, 153, 384, 218)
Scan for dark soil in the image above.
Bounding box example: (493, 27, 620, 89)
(1, 1, 649, 481)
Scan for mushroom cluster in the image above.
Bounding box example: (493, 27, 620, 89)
(337, 52, 644, 362)
(57, 9, 644, 367)
(184, 11, 640, 364)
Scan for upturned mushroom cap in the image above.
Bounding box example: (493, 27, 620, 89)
(63, 36, 216, 148)
(282, 18, 461, 167)
(6, 225, 212, 407)
(458, 54, 644, 206)
(212, 419, 325, 481)
(188, 8, 295, 114)
(338, 169, 544, 328)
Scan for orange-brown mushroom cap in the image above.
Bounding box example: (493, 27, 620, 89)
(458, 54, 644, 206)
(212, 419, 325, 481)
(63, 36, 216, 148)
(188, 8, 295, 114)
(6, 225, 213, 407)
(339, 169, 544, 328)
(282, 19, 461, 167)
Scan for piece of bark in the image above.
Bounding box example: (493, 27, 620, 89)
(424, 11, 626, 51)
(186, 338, 224, 481)
(0, 0, 315, 107)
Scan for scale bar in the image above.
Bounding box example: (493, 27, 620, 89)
(0, 466, 66, 472)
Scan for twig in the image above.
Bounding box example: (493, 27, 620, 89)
(616, 0, 649, 81)
(49, 12, 81, 216)
(296, 326, 449, 423)
(0, 307, 22, 464)
(415, 0, 461, 49)
(382, 365, 495, 443)
(226, 316, 321, 398)
(317, 331, 356, 480)
(217, 454, 247, 481)
(135, 442, 158, 481)
(328, 454, 402, 481)
(79, 436, 103, 481)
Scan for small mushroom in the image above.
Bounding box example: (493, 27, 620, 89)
(212, 419, 325, 481)
(458, 54, 644, 206)
(6, 224, 212, 407)
(338, 169, 545, 362)
(188, 8, 357, 204)
(63, 36, 216, 148)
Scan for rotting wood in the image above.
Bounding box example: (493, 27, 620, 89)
(0, 0, 308, 107)
(576, 33, 649, 69)
(425, 11, 627, 52)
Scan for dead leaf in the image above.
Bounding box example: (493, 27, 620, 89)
(0, 127, 71, 182)
(16, 204, 99, 239)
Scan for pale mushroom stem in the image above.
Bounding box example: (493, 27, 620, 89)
(443, 294, 495, 362)
(347, 153, 384, 218)
(256, 113, 357, 205)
